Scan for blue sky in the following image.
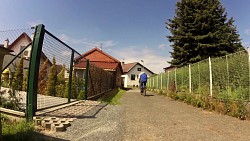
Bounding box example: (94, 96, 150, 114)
(0, 0, 250, 73)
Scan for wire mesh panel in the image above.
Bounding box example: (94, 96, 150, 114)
(176, 66, 189, 92)
(87, 63, 114, 99)
(198, 59, 210, 96)
(0, 28, 34, 113)
(162, 72, 167, 90)
(211, 56, 228, 99)
(168, 70, 176, 91)
(36, 30, 79, 111)
(227, 51, 249, 101)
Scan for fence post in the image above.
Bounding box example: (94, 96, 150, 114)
(161, 73, 162, 89)
(198, 62, 201, 94)
(226, 55, 230, 99)
(175, 68, 177, 91)
(157, 75, 159, 89)
(248, 48, 250, 101)
(209, 57, 213, 97)
(67, 50, 74, 103)
(189, 64, 191, 93)
(26, 24, 45, 120)
(153, 76, 154, 88)
(84, 59, 90, 100)
(167, 71, 169, 90)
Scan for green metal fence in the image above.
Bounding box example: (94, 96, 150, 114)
(148, 50, 250, 102)
(0, 24, 115, 120)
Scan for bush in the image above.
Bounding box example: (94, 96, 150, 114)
(77, 90, 85, 100)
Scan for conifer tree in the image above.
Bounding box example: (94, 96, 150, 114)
(13, 57, 24, 91)
(22, 70, 28, 91)
(46, 57, 57, 96)
(56, 65, 66, 97)
(64, 71, 78, 99)
(38, 59, 49, 94)
(166, 0, 244, 67)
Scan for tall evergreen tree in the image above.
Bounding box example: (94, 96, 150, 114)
(46, 57, 57, 96)
(56, 65, 66, 97)
(38, 59, 49, 94)
(13, 57, 24, 91)
(166, 0, 244, 67)
(22, 70, 28, 91)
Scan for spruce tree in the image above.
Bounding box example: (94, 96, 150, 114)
(166, 0, 244, 67)
(56, 65, 66, 97)
(46, 57, 57, 96)
(22, 70, 28, 91)
(13, 56, 24, 91)
(64, 71, 78, 99)
(38, 59, 49, 94)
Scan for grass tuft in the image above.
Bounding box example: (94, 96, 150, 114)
(98, 88, 126, 105)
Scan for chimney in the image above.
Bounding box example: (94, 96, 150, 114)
(4, 38, 9, 48)
(31, 33, 35, 41)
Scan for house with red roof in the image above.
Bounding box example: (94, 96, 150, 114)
(121, 62, 154, 88)
(74, 47, 123, 87)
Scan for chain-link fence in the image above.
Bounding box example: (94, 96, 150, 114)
(148, 50, 250, 102)
(0, 28, 34, 113)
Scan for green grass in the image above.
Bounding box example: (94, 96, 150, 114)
(2, 118, 35, 141)
(98, 88, 126, 105)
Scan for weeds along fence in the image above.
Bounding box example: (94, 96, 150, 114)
(0, 24, 115, 120)
(148, 50, 250, 102)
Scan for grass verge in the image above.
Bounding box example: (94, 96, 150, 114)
(98, 88, 126, 105)
(2, 115, 35, 141)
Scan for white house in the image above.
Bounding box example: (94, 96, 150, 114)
(121, 62, 154, 88)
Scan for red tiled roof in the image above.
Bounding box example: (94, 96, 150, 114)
(74, 61, 119, 71)
(122, 62, 137, 73)
(76, 47, 120, 63)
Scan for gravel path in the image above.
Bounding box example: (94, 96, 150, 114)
(50, 89, 250, 141)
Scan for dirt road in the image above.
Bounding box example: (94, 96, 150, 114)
(52, 89, 250, 141)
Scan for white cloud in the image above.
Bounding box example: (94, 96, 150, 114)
(245, 29, 250, 36)
(112, 47, 171, 74)
(158, 44, 166, 50)
(242, 41, 250, 48)
(26, 20, 43, 27)
(58, 34, 117, 49)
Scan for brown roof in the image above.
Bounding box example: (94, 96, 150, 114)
(74, 47, 122, 72)
(76, 47, 120, 63)
(8, 32, 32, 49)
(122, 62, 137, 73)
(122, 62, 154, 74)
(74, 61, 119, 71)
(0, 45, 13, 53)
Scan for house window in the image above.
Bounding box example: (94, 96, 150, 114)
(137, 68, 141, 71)
(131, 74, 136, 80)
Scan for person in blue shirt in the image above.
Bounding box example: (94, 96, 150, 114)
(139, 73, 147, 93)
